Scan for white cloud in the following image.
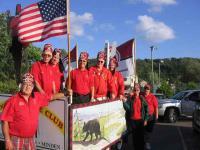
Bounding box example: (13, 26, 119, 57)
(93, 23, 115, 32)
(70, 12, 93, 36)
(144, 0, 177, 12)
(136, 15, 175, 43)
(128, 0, 177, 12)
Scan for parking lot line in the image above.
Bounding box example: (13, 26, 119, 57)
(177, 126, 187, 150)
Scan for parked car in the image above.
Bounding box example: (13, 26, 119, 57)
(154, 93, 165, 100)
(192, 101, 200, 133)
(158, 90, 200, 123)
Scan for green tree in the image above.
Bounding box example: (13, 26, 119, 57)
(21, 45, 42, 73)
(157, 81, 173, 98)
(0, 12, 43, 93)
(0, 13, 18, 93)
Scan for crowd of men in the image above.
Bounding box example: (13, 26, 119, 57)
(1, 43, 158, 150)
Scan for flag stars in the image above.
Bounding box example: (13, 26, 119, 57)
(38, 0, 66, 22)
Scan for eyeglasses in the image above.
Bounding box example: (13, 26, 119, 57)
(98, 60, 104, 64)
(144, 88, 150, 90)
(79, 60, 87, 63)
(43, 54, 52, 57)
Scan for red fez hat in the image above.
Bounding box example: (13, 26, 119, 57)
(22, 73, 34, 84)
(79, 52, 89, 60)
(109, 57, 118, 67)
(43, 44, 53, 53)
(97, 51, 106, 60)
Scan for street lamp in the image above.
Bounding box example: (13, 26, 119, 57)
(158, 60, 164, 86)
(150, 46, 157, 91)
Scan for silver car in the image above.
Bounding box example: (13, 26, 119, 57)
(158, 90, 200, 123)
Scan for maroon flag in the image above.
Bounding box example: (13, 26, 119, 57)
(116, 39, 134, 61)
(115, 39, 135, 77)
(62, 45, 77, 65)
(18, 0, 68, 43)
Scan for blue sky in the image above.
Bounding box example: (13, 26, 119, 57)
(1, 0, 200, 59)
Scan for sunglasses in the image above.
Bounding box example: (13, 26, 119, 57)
(134, 89, 140, 92)
(43, 54, 52, 57)
(98, 60, 104, 64)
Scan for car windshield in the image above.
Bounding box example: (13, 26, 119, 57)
(154, 94, 165, 100)
(171, 91, 189, 100)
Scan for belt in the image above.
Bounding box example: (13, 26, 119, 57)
(73, 92, 89, 97)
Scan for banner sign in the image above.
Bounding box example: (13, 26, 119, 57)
(69, 100, 126, 150)
(0, 95, 126, 150)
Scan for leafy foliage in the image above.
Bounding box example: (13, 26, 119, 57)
(137, 58, 200, 96)
(0, 12, 42, 93)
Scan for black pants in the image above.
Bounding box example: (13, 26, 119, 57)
(130, 119, 145, 150)
(144, 115, 156, 143)
(72, 93, 90, 104)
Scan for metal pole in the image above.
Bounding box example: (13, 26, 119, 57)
(159, 60, 163, 86)
(159, 61, 160, 86)
(150, 46, 154, 88)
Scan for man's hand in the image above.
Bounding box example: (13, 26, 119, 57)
(119, 95, 124, 100)
(156, 114, 159, 120)
(111, 93, 116, 100)
(121, 97, 127, 102)
(67, 89, 73, 96)
(5, 139, 13, 150)
(144, 121, 147, 126)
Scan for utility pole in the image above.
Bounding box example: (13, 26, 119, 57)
(150, 46, 156, 91)
(159, 60, 164, 86)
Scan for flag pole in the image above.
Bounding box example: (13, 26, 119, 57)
(76, 43, 78, 69)
(66, 0, 72, 104)
(105, 41, 110, 69)
(134, 39, 137, 83)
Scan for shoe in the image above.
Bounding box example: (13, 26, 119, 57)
(145, 142, 151, 150)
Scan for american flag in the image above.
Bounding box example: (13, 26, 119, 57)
(18, 0, 68, 43)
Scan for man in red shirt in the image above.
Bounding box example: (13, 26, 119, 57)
(1, 73, 64, 150)
(89, 51, 114, 101)
(143, 84, 158, 150)
(66, 52, 94, 104)
(108, 57, 124, 100)
(30, 44, 54, 94)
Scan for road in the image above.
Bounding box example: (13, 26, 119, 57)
(123, 117, 200, 150)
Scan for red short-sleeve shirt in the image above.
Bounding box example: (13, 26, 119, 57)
(145, 93, 158, 115)
(51, 64, 64, 93)
(109, 71, 124, 97)
(70, 69, 93, 95)
(89, 66, 113, 98)
(30, 61, 54, 94)
(1, 92, 51, 137)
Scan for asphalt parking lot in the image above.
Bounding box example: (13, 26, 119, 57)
(123, 117, 200, 150)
